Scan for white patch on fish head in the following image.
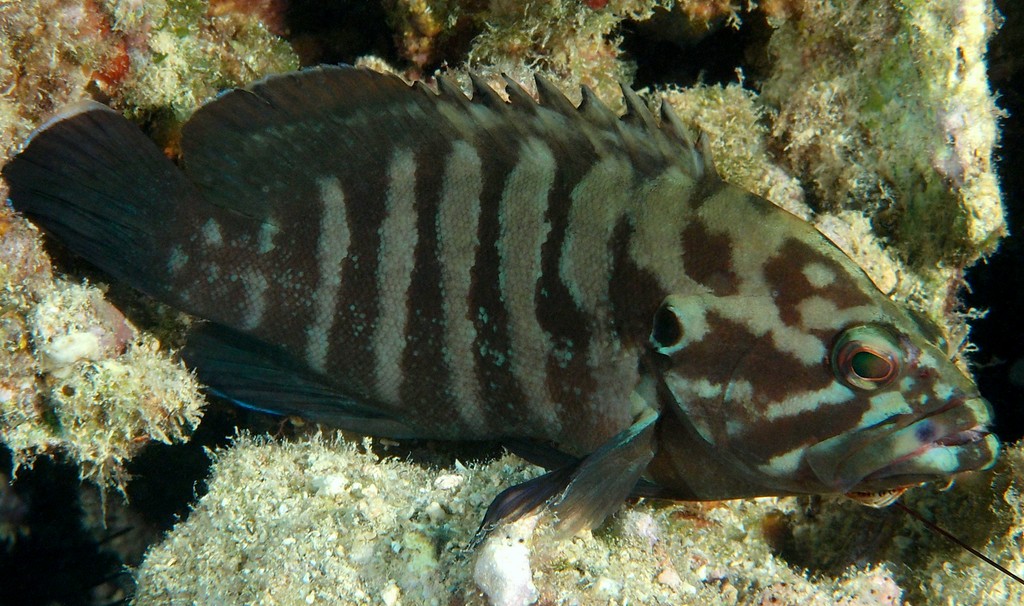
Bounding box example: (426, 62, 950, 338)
(801, 262, 836, 288)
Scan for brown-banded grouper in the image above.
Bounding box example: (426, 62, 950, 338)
(1, 66, 999, 536)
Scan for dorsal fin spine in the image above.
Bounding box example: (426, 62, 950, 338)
(413, 80, 436, 98)
(534, 74, 578, 116)
(468, 72, 505, 108)
(436, 74, 471, 105)
(696, 131, 719, 180)
(659, 100, 695, 148)
(577, 85, 618, 129)
(620, 83, 657, 131)
(502, 75, 537, 111)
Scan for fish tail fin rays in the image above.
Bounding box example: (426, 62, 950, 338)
(475, 410, 658, 544)
(183, 323, 417, 438)
(2, 101, 197, 299)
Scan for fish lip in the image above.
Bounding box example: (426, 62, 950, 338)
(808, 395, 1000, 493)
(857, 424, 997, 485)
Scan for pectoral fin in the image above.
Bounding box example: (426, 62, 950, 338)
(476, 409, 658, 542)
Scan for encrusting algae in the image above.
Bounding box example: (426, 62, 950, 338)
(0, 0, 1017, 604)
(0, 0, 296, 491)
(131, 434, 1024, 605)
(0, 196, 204, 490)
(130, 433, 908, 605)
(760, 0, 1004, 315)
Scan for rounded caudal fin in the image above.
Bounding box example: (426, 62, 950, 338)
(2, 101, 198, 298)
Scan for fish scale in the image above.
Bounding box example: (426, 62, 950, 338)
(2, 66, 999, 535)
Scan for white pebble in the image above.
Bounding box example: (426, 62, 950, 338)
(621, 510, 660, 549)
(473, 517, 539, 606)
(433, 474, 464, 490)
(424, 501, 446, 523)
(594, 576, 622, 598)
(311, 474, 348, 496)
(381, 582, 401, 606)
(40, 332, 101, 375)
(657, 566, 682, 590)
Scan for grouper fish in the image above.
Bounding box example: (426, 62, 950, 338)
(1, 66, 1000, 534)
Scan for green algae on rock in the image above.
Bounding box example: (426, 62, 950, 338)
(0, 0, 297, 490)
(761, 0, 1003, 274)
(0, 200, 204, 490)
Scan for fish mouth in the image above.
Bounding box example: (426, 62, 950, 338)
(806, 396, 1001, 494)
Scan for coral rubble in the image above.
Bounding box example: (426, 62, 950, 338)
(134, 434, 1024, 604)
(138, 436, 966, 606)
(761, 0, 1003, 308)
(0, 0, 298, 490)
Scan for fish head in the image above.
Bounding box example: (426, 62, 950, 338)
(642, 233, 999, 501)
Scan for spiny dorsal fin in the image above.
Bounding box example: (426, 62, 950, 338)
(577, 85, 619, 130)
(436, 74, 471, 105)
(696, 131, 719, 180)
(179, 65, 716, 222)
(413, 79, 436, 97)
(468, 72, 506, 108)
(534, 74, 578, 117)
(656, 98, 714, 180)
(620, 83, 658, 131)
(658, 99, 695, 148)
(502, 75, 538, 111)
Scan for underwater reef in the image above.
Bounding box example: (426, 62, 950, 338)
(0, 0, 297, 492)
(129, 433, 1024, 605)
(0, 0, 1018, 604)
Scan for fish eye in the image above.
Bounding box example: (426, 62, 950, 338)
(831, 325, 902, 390)
(650, 301, 684, 354)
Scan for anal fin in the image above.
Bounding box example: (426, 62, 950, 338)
(183, 323, 416, 438)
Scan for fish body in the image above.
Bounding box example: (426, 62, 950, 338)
(2, 67, 999, 532)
